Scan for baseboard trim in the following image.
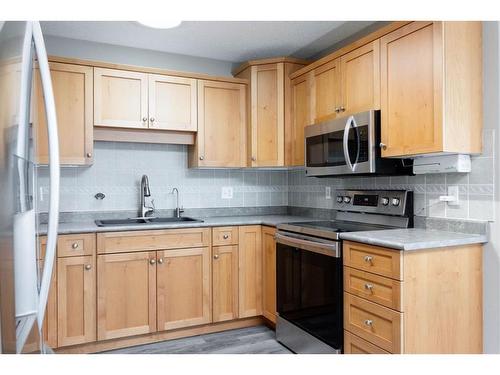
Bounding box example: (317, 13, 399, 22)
(54, 317, 265, 354)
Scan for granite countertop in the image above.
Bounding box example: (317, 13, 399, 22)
(339, 228, 488, 251)
(37, 214, 318, 235)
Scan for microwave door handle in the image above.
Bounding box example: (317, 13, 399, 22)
(32, 21, 60, 329)
(343, 116, 355, 172)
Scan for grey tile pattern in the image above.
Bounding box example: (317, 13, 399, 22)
(101, 326, 291, 354)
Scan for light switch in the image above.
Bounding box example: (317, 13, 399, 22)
(221, 186, 233, 199)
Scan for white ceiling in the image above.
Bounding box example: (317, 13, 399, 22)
(40, 21, 375, 62)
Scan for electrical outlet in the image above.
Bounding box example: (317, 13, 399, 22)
(447, 185, 459, 206)
(325, 186, 331, 199)
(221, 186, 233, 199)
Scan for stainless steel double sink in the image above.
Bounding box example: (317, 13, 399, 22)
(95, 217, 203, 227)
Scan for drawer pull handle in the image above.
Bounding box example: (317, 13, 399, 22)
(223, 234, 229, 239)
(364, 283, 374, 292)
(364, 319, 373, 327)
(214, 254, 219, 260)
(157, 258, 164, 264)
(364, 255, 373, 263)
(84, 264, 92, 271)
(71, 243, 79, 249)
(149, 259, 156, 265)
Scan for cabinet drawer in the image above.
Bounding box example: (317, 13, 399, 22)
(343, 241, 403, 280)
(344, 267, 402, 311)
(212, 227, 239, 246)
(57, 233, 96, 258)
(344, 331, 390, 354)
(97, 228, 211, 254)
(344, 293, 403, 353)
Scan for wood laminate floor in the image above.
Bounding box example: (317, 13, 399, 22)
(102, 325, 292, 354)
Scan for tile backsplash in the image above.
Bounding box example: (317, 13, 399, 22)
(36, 129, 495, 222)
(36, 142, 288, 213)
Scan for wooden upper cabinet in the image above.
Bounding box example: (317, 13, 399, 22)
(148, 74, 197, 131)
(238, 226, 262, 318)
(212, 245, 239, 323)
(97, 251, 157, 340)
(340, 40, 380, 116)
(290, 72, 313, 166)
(262, 226, 277, 324)
(94, 67, 149, 129)
(313, 58, 341, 122)
(189, 80, 246, 167)
(156, 247, 211, 331)
(57, 255, 96, 347)
(35, 62, 93, 165)
(380, 21, 482, 157)
(233, 58, 308, 167)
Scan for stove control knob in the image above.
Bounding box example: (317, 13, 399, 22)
(336, 196, 344, 203)
(381, 197, 390, 206)
(391, 198, 401, 206)
(343, 196, 351, 204)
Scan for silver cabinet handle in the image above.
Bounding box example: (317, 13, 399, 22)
(157, 258, 164, 264)
(340, 106, 346, 112)
(364, 283, 374, 292)
(251, 156, 256, 162)
(380, 142, 387, 150)
(142, 117, 148, 122)
(214, 254, 219, 260)
(223, 234, 229, 239)
(364, 319, 373, 327)
(86, 152, 92, 158)
(149, 259, 156, 265)
(72, 243, 79, 249)
(199, 156, 204, 160)
(364, 255, 373, 263)
(150, 117, 155, 123)
(334, 107, 340, 113)
(84, 264, 92, 271)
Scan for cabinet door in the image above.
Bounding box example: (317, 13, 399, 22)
(313, 58, 341, 122)
(148, 74, 197, 131)
(34, 62, 93, 165)
(97, 251, 157, 340)
(157, 248, 211, 331)
(213, 245, 239, 322)
(380, 22, 442, 157)
(57, 255, 96, 347)
(340, 40, 380, 116)
(39, 237, 58, 348)
(289, 73, 313, 166)
(193, 80, 246, 167)
(238, 226, 262, 318)
(262, 226, 277, 323)
(250, 64, 284, 167)
(94, 67, 149, 129)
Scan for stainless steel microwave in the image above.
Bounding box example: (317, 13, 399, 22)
(304, 110, 412, 177)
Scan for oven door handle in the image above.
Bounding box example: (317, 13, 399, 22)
(275, 232, 340, 258)
(343, 115, 357, 172)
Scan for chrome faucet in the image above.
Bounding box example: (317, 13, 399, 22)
(140, 175, 154, 217)
(171, 187, 184, 218)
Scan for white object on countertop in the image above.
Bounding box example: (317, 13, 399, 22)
(412, 154, 471, 174)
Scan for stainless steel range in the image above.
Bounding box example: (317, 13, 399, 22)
(275, 189, 413, 354)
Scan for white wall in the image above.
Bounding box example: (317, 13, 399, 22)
(483, 21, 500, 354)
(44, 35, 234, 77)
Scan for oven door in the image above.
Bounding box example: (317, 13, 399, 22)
(275, 231, 343, 351)
(305, 110, 376, 176)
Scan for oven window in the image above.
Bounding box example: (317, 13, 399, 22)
(276, 243, 343, 349)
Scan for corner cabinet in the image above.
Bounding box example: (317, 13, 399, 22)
(34, 62, 93, 165)
(233, 58, 308, 167)
(380, 21, 482, 157)
(189, 80, 247, 167)
(238, 226, 263, 318)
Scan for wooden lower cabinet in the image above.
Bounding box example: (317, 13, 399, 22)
(238, 226, 263, 318)
(57, 255, 96, 347)
(97, 251, 157, 340)
(157, 248, 211, 331)
(212, 245, 239, 322)
(262, 226, 277, 323)
(344, 331, 389, 354)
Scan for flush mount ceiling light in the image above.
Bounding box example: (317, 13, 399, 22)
(137, 20, 182, 29)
